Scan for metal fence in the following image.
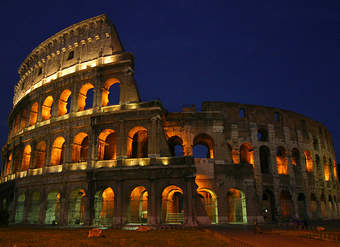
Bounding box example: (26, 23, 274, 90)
(305, 230, 340, 242)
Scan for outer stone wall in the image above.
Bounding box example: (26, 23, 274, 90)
(0, 14, 339, 227)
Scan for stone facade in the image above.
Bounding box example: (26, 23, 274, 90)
(0, 14, 339, 227)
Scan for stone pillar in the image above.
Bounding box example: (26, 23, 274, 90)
(184, 179, 196, 226)
(117, 120, 126, 159)
(119, 72, 140, 104)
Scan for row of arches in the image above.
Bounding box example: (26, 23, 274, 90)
(5, 127, 150, 174)
(11, 79, 121, 136)
(13, 186, 247, 226)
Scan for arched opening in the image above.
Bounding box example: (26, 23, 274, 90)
(94, 187, 114, 226)
(20, 109, 27, 130)
(50, 137, 65, 166)
(34, 141, 46, 169)
(320, 194, 327, 218)
(27, 192, 40, 224)
(127, 126, 148, 158)
(227, 188, 247, 223)
(197, 188, 218, 224)
(193, 134, 214, 158)
(15, 193, 25, 223)
(240, 143, 254, 166)
(297, 193, 307, 219)
(280, 190, 293, 219)
(328, 195, 335, 217)
(21, 145, 31, 171)
(6, 153, 12, 176)
(257, 128, 268, 142)
(72, 132, 89, 162)
(304, 150, 313, 172)
(313, 138, 319, 150)
(102, 78, 120, 106)
(259, 146, 270, 174)
(68, 189, 86, 225)
(127, 186, 148, 224)
(162, 185, 184, 224)
(78, 83, 94, 111)
(333, 160, 338, 181)
(97, 129, 116, 160)
(13, 150, 21, 173)
(41, 96, 53, 120)
(276, 146, 288, 175)
(168, 136, 184, 157)
(29, 102, 38, 126)
(58, 89, 72, 116)
(45, 192, 61, 224)
(323, 156, 330, 181)
(262, 190, 275, 222)
(310, 193, 318, 218)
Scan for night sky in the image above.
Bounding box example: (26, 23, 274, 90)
(0, 0, 339, 162)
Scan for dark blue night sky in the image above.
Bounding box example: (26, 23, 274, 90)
(0, 0, 339, 161)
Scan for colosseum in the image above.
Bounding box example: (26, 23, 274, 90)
(0, 14, 338, 227)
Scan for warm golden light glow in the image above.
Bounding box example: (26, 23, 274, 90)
(6, 153, 12, 176)
(323, 157, 330, 181)
(58, 89, 72, 116)
(34, 141, 46, 169)
(102, 78, 120, 106)
(276, 147, 288, 175)
(50, 136, 65, 166)
(333, 160, 338, 180)
(29, 102, 38, 126)
(304, 150, 313, 172)
(240, 143, 254, 167)
(78, 83, 94, 111)
(72, 132, 89, 162)
(42, 96, 53, 120)
(97, 129, 116, 161)
(127, 126, 148, 158)
(21, 145, 31, 171)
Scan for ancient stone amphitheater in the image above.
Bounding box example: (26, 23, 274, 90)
(0, 14, 338, 227)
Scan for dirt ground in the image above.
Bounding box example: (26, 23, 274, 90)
(0, 222, 340, 247)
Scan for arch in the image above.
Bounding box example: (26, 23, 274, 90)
(276, 146, 288, 175)
(259, 146, 270, 174)
(78, 83, 94, 111)
(304, 150, 313, 172)
(15, 193, 25, 223)
(291, 148, 300, 166)
(20, 109, 27, 130)
(72, 132, 89, 162)
(45, 191, 61, 224)
(127, 126, 148, 158)
(97, 129, 116, 160)
(161, 185, 184, 224)
(262, 190, 275, 222)
(102, 78, 120, 106)
(50, 136, 65, 166)
(58, 89, 72, 116)
(310, 193, 318, 218)
(34, 141, 46, 169)
(257, 128, 268, 142)
(6, 153, 12, 176)
(323, 156, 330, 181)
(27, 192, 40, 224)
(320, 193, 327, 218)
(41, 96, 53, 120)
(239, 143, 254, 167)
(193, 133, 214, 158)
(21, 145, 31, 171)
(297, 193, 307, 219)
(168, 136, 184, 157)
(68, 189, 86, 225)
(29, 102, 38, 126)
(280, 190, 294, 219)
(333, 160, 338, 181)
(94, 187, 114, 226)
(197, 188, 218, 224)
(227, 188, 247, 223)
(127, 186, 148, 224)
